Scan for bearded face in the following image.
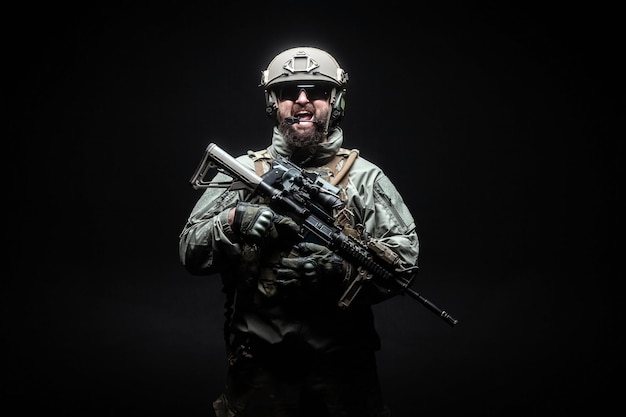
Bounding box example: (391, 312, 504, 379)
(273, 84, 333, 149)
(277, 109, 330, 148)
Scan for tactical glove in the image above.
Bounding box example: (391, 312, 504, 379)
(231, 202, 301, 242)
(274, 242, 345, 288)
(231, 202, 275, 239)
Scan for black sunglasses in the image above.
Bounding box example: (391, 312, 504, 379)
(275, 84, 331, 101)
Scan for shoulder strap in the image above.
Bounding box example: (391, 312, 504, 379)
(327, 148, 359, 187)
(247, 148, 272, 176)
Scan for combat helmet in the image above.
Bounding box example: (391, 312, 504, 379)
(260, 46, 348, 129)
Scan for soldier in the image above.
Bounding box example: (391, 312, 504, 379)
(179, 46, 420, 417)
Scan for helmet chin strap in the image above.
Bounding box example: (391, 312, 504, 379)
(322, 109, 331, 135)
(322, 87, 339, 135)
(295, 87, 336, 136)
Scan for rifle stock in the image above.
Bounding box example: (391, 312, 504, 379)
(189, 142, 458, 327)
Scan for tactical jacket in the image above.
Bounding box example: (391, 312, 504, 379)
(179, 127, 419, 353)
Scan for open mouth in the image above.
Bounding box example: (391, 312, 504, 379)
(295, 111, 313, 122)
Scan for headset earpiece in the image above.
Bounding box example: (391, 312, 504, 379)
(265, 90, 278, 121)
(330, 88, 346, 126)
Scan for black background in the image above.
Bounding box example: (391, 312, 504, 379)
(6, 3, 621, 416)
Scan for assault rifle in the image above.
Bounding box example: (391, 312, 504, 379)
(189, 142, 458, 326)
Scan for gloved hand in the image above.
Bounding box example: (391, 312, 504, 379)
(274, 242, 345, 288)
(231, 202, 300, 241)
(231, 202, 275, 239)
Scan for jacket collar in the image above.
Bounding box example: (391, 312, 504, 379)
(266, 126, 344, 167)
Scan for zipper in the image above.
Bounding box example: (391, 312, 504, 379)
(374, 181, 407, 229)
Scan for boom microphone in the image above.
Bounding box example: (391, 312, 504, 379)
(285, 116, 319, 125)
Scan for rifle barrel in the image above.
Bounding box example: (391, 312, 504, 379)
(405, 287, 458, 326)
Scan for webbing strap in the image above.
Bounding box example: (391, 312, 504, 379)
(328, 148, 359, 187)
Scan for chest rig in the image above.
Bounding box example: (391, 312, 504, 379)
(248, 148, 358, 184)
(248, 147, 358, 195)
